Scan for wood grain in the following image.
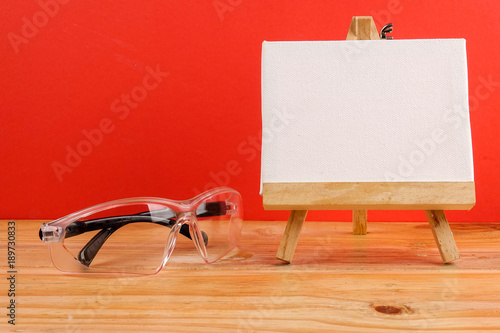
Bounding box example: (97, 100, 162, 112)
(1, 220, 500, 332)
(262, 182, 476, 210)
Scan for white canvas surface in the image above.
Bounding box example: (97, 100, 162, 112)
(261, 39, 474, 191)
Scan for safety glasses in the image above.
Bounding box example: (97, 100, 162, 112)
(39, 187, 243, 274)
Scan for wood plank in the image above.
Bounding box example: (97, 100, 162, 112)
(2, 220, 500, 332)
(353, 210, 367, 235)
(425, 210, 460, 263)
(263, 182, 476, 210)
(276, 210, 308, 263)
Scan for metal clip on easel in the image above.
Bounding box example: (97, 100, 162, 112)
(380, 23, 393, 39)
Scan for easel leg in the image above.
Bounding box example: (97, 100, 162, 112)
(353, 210, 367, 235)
(425, 210, 460, 263)
(276, 210, 308, 263)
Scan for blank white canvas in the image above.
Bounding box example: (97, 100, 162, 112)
(261, 39, 474, 190)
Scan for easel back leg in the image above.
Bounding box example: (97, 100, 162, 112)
(353, 210, 368, 235)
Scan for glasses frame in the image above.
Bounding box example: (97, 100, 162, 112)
(40, 187, 243, 274)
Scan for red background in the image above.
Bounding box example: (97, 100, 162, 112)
(1, 0, 499, 222)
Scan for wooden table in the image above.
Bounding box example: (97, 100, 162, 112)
(2, 220, 500, 332)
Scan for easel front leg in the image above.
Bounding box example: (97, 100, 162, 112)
(425, 210, 460, 263)
(353, 210, 367, 235)
(276, 210, 308, 263)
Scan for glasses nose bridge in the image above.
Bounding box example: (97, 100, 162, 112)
(176, 211, 197, 225)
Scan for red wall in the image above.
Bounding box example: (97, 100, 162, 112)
(2, 0, 499, 222)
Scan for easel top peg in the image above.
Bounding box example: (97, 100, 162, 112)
(346, 16, 381, 40)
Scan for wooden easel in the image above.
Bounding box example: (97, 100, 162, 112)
(265, 16, 476, 264)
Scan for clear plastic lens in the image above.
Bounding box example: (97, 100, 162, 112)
(63, 222, 170, 272)
(59, 203, 175, 274)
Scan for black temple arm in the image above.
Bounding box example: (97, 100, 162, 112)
(196, 201, 227, 217)
(65, 215, 176, 238)
(77, 227, 117, 266)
